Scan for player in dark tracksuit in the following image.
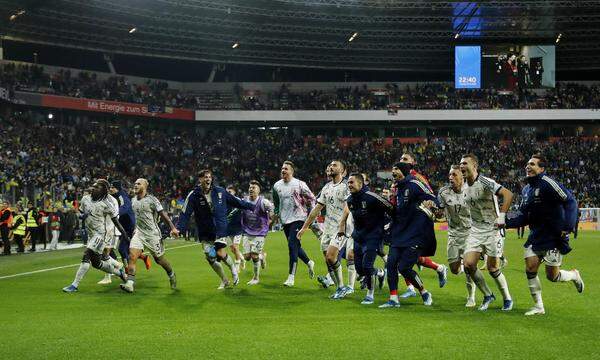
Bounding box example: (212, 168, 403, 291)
(175, 169, 255, 288)
(506, 154, 584, 316)
(338, 173, 393, 305)
(110, 181, 136, 263)
(380, 162, 437, 308)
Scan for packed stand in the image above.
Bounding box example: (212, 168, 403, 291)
(1, 115, 598, 211)
(2, 63, 600, 111)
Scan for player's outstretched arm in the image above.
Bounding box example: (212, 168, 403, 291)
(298, 202, 324, 240)
(225, 191, 255, 210)
(177, 191, 196, 233)
(159, 210, 179, 237)
(111, 217, 130, 242)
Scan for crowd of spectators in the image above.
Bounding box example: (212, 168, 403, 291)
(1, 115, 598, 210)
(2, 62, 600, 111)
(0, 62, 198, 109)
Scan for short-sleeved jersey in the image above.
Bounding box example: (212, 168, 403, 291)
(317, 179, 351, 235)
(438, 184, 471, 237)
(272, 178, 316, 225)
(464, 175, 502, 231)
(132, 194, 163, 239)
(80, 195, 119, 240)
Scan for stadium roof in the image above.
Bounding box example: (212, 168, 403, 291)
(1, 0, 600, 71)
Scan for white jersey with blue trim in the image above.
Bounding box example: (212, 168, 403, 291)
(464, 175, 502, 231)
(317, 178, 351, 235)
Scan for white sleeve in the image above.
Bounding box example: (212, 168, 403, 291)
(480, 176, 502, 194)
(262, 199, 274, 213)
(300, 181, 316, 206)
(152, 195, 164, 213)
(105, 198, 119, 218)
(316, 187, 326, 205)
(437, 192, 446, 208)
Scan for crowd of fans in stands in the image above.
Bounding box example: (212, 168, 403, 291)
(2, 62, 600, 111)
(1, 115, 598, 210)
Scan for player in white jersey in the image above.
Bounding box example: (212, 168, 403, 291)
(437, 165, 476, 307)
(120, 178, 178, 293)
(62, 179, 129, 293)
(460, 154, 514, 311)
(298, 160, 355, 299)
(96, 224, 120, 285)
(272, 160, 316, 287)
(226, 185, 246, 272)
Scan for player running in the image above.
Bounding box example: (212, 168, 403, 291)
(506, 154, 584, 315)
(120, 178, 178, 293)
(437, 165, 476, 307)
(62, 179, 129, 293)
(381, 162, 436, 308)
(460, 154, 514, 311)
(226, 185, 245, 272)
(241, 180, 274, 285)
(396, 153, 448, 298)
(339, 173, 391, 305)
(298, 160, 354, 299)
(175, 169, 255, 289)
(272, 161, 316, 287)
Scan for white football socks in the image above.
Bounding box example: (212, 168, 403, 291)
(72, 262, 90, 287)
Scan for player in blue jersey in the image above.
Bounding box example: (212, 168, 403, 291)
(506, 154, 584, 315)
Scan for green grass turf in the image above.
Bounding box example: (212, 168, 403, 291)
(1, 230, 599, 359)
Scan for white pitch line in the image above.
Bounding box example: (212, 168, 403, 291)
(0, 242, 200, 280)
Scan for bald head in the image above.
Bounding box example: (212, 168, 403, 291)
(133, 178, 149, 197)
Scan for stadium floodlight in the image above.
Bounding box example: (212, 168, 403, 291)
(232, 42, 239, 48)
(454, 33, 460, 39)
(556, 33, 562, 44)
(348, 32, 358, 42)
(48, 113, 54, 119)
(129, 27, 137, 34)
(9, 9, 25, 21)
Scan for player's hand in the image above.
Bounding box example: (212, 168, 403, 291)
(495, 212, 506, 229)
(421, 200, 436, 209)
(297, 227, 307, 240)
(170, 228, 180, 238)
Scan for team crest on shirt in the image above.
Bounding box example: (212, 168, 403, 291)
(534, 188, 540, 197)
(362, 201, 367, 209)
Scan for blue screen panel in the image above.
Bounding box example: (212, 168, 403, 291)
(455, 46, 481, 89)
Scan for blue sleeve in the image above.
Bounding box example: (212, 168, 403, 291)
(118, 193, 128, 216)
(176, 191, 196, 232)
(411, 182, 438, 205)
(225, 191, 255, 210)
(507, 187, 530, 228)
(562, 188, 578, 232)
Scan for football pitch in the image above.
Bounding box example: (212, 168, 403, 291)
(1, 231, 598, 359)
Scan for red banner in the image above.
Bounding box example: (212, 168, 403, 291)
(40, 94, 195, 121)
